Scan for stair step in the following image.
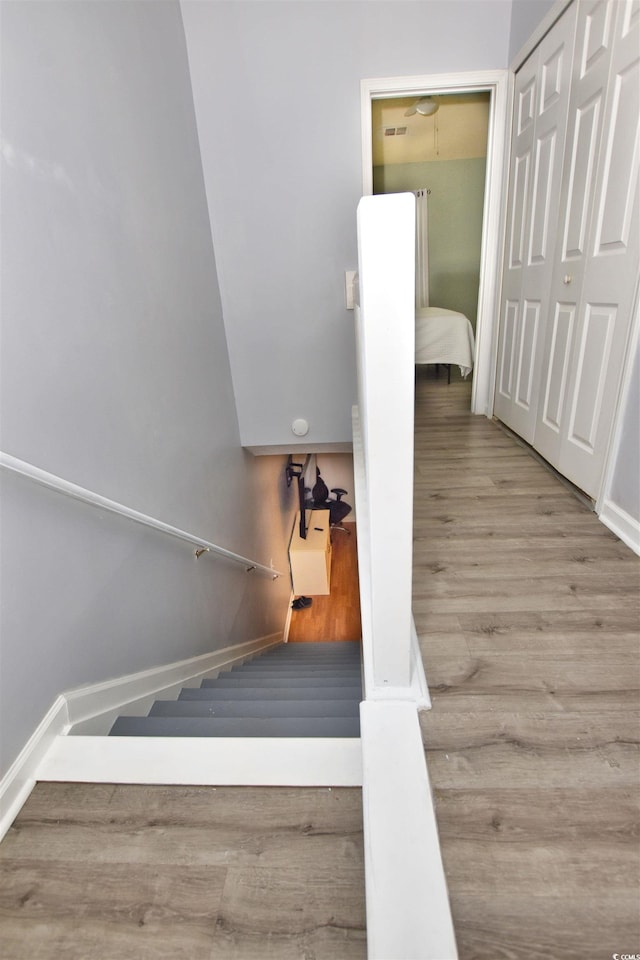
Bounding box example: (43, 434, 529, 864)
(149, 699, 360, 718)
(259, 653, 361, 661)
(179, 686, 362, 701)
(237, 657, 362, 667)
(269, 642, 360, 653)
(225, 666, 361, 678)
(262, 650, 360, 661)
(253, 657, 361, 667)
(109, 715, 361, 738)
(202, 675, 361, 689)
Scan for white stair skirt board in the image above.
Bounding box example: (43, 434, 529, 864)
(0, 633, 284, 841)
(0, 696, 69, 844)
(36, 736, 363, 787)
(360, 701, 457, 960)
(63, 633, 285, 729)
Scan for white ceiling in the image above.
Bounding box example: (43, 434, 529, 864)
(372, 93, 490, 166)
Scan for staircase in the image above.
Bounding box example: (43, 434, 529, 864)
(109, 641, 362, 738)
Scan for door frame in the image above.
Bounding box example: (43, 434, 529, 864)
(361, 70, 510, 417)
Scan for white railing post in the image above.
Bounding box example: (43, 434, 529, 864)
(355, 193, 416, 692)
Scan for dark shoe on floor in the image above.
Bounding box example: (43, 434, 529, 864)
(292, 597, 313, 610)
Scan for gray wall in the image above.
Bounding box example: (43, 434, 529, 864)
(508, 0, 559, 61)
(373, 158, 487, 328)
(181, 0, 512, 449)
(0, 0, 294, 779)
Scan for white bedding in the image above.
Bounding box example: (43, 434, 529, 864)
(415, 306, 475, 378)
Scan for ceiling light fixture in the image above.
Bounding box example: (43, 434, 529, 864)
(405, 97, 439, 118)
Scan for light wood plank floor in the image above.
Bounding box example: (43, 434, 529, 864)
(414, 367, 640, 960)
(0, 784, 366, 960)
(2, 371, 637, 960)
(289, 522, 362, 643)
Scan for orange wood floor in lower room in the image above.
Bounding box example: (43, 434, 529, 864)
(288, 522, 362, 643)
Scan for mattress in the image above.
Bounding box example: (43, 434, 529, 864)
(415, 306, 475, 378)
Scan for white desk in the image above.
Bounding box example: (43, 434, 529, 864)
(289, 510, 331, 596)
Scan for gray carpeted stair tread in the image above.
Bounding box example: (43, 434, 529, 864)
(257, 657, 361, 665)
(219, 667, 362, 683)
(109, 715, 361, 738)
(268, 642, 360, 652)
(261, 646, 360, 653)
(261, 653, 361, 662)
(201, 675, 360, 689)
(149, 698, 360, 718)
(222, 667, 361, 679)
(231, 659, 362, 669)
(179, 685, 362, 701)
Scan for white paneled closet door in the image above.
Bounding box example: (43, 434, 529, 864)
(494, 1, 577, 442)
(496, 0, 640, 500)
(535, 0, 639, 497)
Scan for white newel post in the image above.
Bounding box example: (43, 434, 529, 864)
(355, 193, 415, 691)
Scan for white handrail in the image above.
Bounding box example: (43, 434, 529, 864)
(0, 451, 283, 579)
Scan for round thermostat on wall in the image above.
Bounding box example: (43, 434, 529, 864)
(291, 418, 309, 437)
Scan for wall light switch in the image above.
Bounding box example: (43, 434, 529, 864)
(345, 270, 357, 310)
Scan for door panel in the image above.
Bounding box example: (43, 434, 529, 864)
(541, 303, 575, 431)
(579, 0, 614, 77)
(529, 131, 557, 263)
(517, 75, 536, 135)
(494, 0, 577, 441)
(498, 300, 519, 399)
(509, 153, 531, 269)
(561, 94, 602, 260)
(593, 58, 640, 254)
(515, 301, 540, 409)
(567, 303, 616, 451)
(555, 1, 640, 494)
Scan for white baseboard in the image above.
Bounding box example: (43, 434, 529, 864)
(64, 632, 283, 727)
(282, 590, 295, 643)
(0, 696, 69, 842)
(410, 615, 432, 709)
(36, 736, 362, 787)
(598, 498, 640, 556)
(0, 633, 283, 841)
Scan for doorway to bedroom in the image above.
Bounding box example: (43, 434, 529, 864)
(361, 71, 509, 417)
(373, 92, 490, 352)
(373, 92, 489, 391)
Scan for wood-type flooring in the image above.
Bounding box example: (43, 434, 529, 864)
(2, 368, 638, 960)
(288, 521, 362, 643)
(414, 367, 640, 960)
(0, 784, 366, 960)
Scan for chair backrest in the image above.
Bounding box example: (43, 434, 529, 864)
(312, 467, 329, 505)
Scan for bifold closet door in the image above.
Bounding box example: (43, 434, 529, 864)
(494, 0, 577, 443)
(534, 0, 640, 498)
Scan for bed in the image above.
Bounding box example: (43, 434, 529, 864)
(415, 306, 476, 379)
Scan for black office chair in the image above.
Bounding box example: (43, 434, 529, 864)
(306, 470, 352, 536)
(327, 488, 352, 535)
